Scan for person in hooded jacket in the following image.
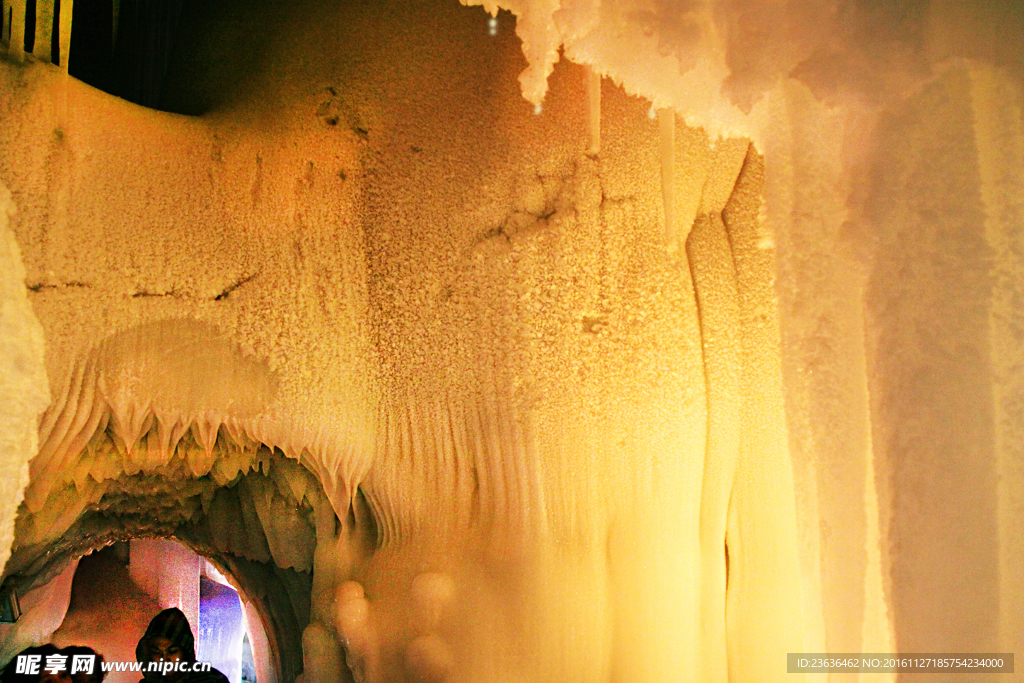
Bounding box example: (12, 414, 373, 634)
(136, 609, 228, 683)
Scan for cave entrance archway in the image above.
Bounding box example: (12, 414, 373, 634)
(49, 540, 262, 683)
(0, 441, 363, 683)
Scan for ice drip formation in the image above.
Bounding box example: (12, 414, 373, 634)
(0, 0, 1022, 680)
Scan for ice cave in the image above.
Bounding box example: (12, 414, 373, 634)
(0, 0, 1021, 681)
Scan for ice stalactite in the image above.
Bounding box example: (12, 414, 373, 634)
(1, 0, 74, 67)
(299, 488, 349, 683)
(58, 0, 72, 69)
(18, 317, 369, 546)
(32, 0, 52, 63)
(3, 0, 25, 61)
(683, 138, 747, 682)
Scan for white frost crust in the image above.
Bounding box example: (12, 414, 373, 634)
(461, 0, 1023, 143)
(0, 182, 50, 577)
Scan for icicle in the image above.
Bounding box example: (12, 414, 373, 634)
(151, 411, 186, 467)
(33, 0, 52, 62)
(658, 107, 676, 244)
(33, 361, 86, 483)
(52, 393, 106, 478)
(194, 417, 220, 457)
(7, 0, 24, 61)
(271, 457, 311, 507)
(123, 405, 150, 457)
(132, 411, 155, 468)
(184, 417, 217, 476)
(587, 67, 601, 156)
(167, 418, 189, 458)
(58, 0, 72, 70)
(222, 417, 252, 451)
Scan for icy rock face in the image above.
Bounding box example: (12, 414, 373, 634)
(0, 0, 1022, 681)
(0, 181, 49, 581)
(462, 0, 1024, 671)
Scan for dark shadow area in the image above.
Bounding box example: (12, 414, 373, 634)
(68, 0, 185, 110)
(64, 0, 281, 115)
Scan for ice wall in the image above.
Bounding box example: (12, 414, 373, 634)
(461, 0, 1024, 671)
(0, 181, 49, 581)
(129, 539, 201, 632)
(0, 0, 1022, 681)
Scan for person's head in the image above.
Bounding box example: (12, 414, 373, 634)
(59, 646, 104, 683)
(136, 609, 195, 683)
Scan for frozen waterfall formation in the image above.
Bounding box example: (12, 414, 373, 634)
(1, 0, 1023, 681)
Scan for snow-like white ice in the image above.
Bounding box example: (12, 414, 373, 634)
(0, 0, 1021, 681)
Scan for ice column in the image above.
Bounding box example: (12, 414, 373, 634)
(967, 63, 1024, 665)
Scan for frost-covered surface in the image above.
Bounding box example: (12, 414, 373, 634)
(461, 0, 1024, 136)
(0, 0, 1022, 680)
(458, 0, 1024, 669)
(0, 181, 49, 578)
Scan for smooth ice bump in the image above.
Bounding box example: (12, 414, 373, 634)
(410, 572, 455, 630)
(335, 581, 379, 683)
(336, 581, 369, 638)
